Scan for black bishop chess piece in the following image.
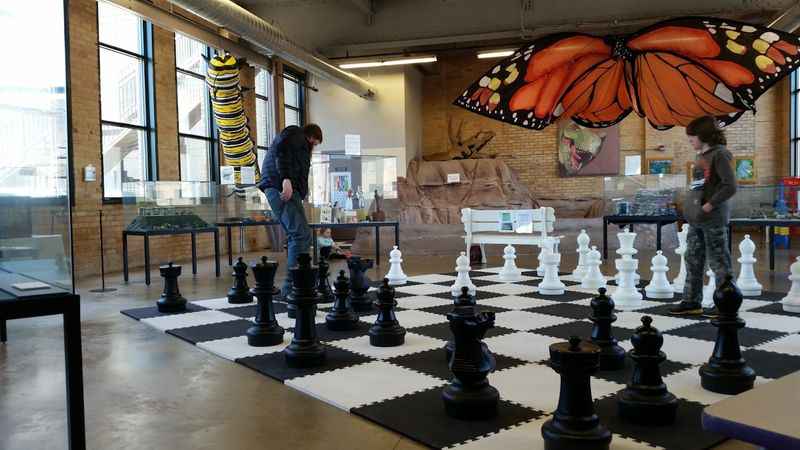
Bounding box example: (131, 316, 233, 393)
(246, 256, 285, 347)
(369, 278, 406, 347)
(227, 257, 254, 304)
(617, 316, 678, 425)
(699, 274, 756, 394)
(541, 336, 612, 450)
(284, 253, 326, 368)
(157, 262, 187, 313)
(442, 310, 499, 420)
(326, 270, 360, 331)
(589, 287, 626, 371)
(348, 256, 375, 312)
(445, 286, 477, 362)
(316, 254, 333, 304)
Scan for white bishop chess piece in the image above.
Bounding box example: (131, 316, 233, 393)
(451, 251, 477, 297)
(580, 245, 606, 290)
(702, 268, 716, 308)
(644, 251, 673, 299)
(572, 229, 590, 280)
(385, 246, 408, 285)
(672, 224, 689, 293)
(538, 238, 566, 295)
(782, 256, 800, 313)
(737, 234, 762, 296)
(499, 245, 523, 282)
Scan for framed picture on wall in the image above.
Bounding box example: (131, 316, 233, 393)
(647, 157, 673, 175)
(734, 156, 756, 184)
(557, 122, 620, 177)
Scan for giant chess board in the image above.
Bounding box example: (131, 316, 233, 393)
(122, 267, 800, 449)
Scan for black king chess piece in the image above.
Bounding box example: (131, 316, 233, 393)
(284, 253, 326, 368)
(590, 287, 626, 370)
(442, 310, 498, 420)
(541, 336, 612, 450)
(316, 253, 333, 304)
(617, 316, 678, 425)
(699, 274, 756, 394)
(348, 256, 375, 312)
(228, 257, 254, 304)
(326, 270, 360, 331)
(246, 256, 285, 346)
(157, 262, 187, 313)
(369, 279, 406, 346)
(445, 286, 477, 362)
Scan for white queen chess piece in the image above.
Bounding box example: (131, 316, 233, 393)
(737, 234, 763, 296)
(572, 229, 591, 279)
(385, 246, 408, 285)
(451, 251, 477, 297)
(645, 251, 674, 299)
(782, 256, 800, 313)
(702, 268, 716, 308)
(538, 238, 566, 295)
(581, 245, 606, 290)
(672, 224, 689, 293)
(499, 245, 523, 282)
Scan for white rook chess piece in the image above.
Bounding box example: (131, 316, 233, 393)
(702, 268, 716, 308)
(782, 256, 800, 313)
(538, 238, 566, 295)
(499, 245, 523, 282)
(451, 251, 477, 297)
(581, 245, 606, 290)
(672, 224, 689, 293)
(385, 246, 408, 285)
(572, 229, 590, 279)
(645, 251, 674, 299)
(737, 234, 762, 296)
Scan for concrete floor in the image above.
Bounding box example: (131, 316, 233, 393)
(1, 236, 795, 450)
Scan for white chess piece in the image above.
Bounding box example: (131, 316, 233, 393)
(385, 246, 408, 285)
(702, 268, 716, 308)
(645, 251, 673, 299)
(672, 224, 689, 293)
(614, 229, 640, 284)
(572, 229, 591, 279)
(612, 254, 642, 310)
(451, 251, 476, 297)
(782, 256, 800, 313)
(536, 245, 548, 277)
(581, 245, 606, 290)
(499, 245, 523, 282)
(538, 238, 566, 295)
(737, 234, 762, 296)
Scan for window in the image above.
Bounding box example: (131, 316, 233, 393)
(176, 33, 217, 181)
(98, 1, 156, 200)
(255, 67, 275, 165)
(283, 70, 304, 127)
(792, 71, 800, 176)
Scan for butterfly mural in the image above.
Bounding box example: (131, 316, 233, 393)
(454, 17, 800, 130)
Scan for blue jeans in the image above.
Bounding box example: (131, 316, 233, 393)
(264, 188, 311, 296)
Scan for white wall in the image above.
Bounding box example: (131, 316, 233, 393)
(404, 66, 423, 164)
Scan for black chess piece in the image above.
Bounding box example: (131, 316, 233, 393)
(590, 288, 625, 371)
(369, 278, 406, 347)
(316, 255, 333, 304)
(445, 286, 477, 362)
(442, 310, 499, 420)
(284, 253, 326, 368)
(699, 274, 756, 394)
(228, 257, 254, 304)
(617, 316, 678, 425)
(541, 336, 612, 450)
(326, 270, 360, 331)
(348, 256, 375, 312)
(247, 256, 285, 346)
(157, 262, 187, 313)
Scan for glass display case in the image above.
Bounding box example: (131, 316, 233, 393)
(308, 152, 399, 209)
(217, 185, 273, 223)
(603, 174, 685, 216)
(121, 181, 218, 232)
(730, 178, 800, 219)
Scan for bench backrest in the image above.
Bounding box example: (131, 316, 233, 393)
(461, 207, 555, 236)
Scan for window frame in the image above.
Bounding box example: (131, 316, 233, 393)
(791, 70, 799, 177)
(283, 68, 305, 127)
(255, 66, 275, 162)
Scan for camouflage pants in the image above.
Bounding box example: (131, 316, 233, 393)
(682, 223, 732, 306)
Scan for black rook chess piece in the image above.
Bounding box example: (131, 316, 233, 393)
(617, 316, 678, 425)
(284, 253, 326, 368)
(348, 256, 375, 312)
(590, 288, 626, 371)
(316, 254, 333, 304)
(369, 279, 406, 346)
(326, 270, 360, 331)
(445, 286, 477, 362)
(699, 275, 756, 394)
(541, 336, 612, 450)
(247, 256, 285, 347)
(228, 257, 254, 304)
(442, 310, 498, 420)
(157, 262, 187, 313)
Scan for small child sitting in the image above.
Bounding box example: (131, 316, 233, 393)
(317, 228, 350, 259)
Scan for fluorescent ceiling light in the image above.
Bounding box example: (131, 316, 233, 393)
(339, 56, 437, 69)
(477, 49, 515, 59)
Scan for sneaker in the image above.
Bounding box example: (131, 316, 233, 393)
(668, 303, 703, 316)
(702, 307, 719, 318)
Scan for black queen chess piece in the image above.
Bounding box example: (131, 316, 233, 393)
(541, 336, 612, 450)
(326, 270, 360, 331)
(442, 310, 499, 420)
(247, 256, 285, 347)
(590, 287, 626, 370)
(617, 316, 678, 425)
(227, 257, 254, 304)
(316, 253, 333, 304)
(348, 256, 375, 312)
(157, 262, 187, 313)
(369, 279, 406, 346)
(699, 274, 756, 394)
(445, 286, 478, 362)
(284, 253, 326, 368)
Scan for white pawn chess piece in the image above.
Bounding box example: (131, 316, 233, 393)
(672, 224, 689, 293)
(499, 245, 523, 282)
(451, 251, 477, 297)
(385, 246, 408, 285)
(702, 268, 716, 308)
(581, 245, 607, 290)
(538, 238, 566, 295)
(645, 251, 674, 299)
(737, 234, 763, 296)
(781, 256, 800, 313)
(613, 254, 643, 310)
(572, 229, 591, 279)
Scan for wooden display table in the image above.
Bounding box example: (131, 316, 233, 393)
(216, 220, 281, 266)
(123, 227, 220, 285)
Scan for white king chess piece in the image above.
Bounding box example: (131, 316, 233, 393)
(499, 245, 523, 282)
(614, 229, 640, 284)
(538, 238, 566, 295)
(673, 224, 689, 293)
(737, 234, 762, 296)
(385, 246, 408, 285)
(645, 251, 674, 299)
(782, 256, 800, 313)
(451, 251, 477, 297)
(572, 229, 591, 279)
(581, 245, 607, 290)
(702, 268, 716, 308)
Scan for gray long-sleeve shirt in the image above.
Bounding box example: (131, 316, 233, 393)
(684, 144, 737, 226)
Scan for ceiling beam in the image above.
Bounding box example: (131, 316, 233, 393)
(348, 0, 375, 25)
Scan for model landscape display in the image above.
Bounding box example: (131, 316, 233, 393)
(126, 206, 211, 232)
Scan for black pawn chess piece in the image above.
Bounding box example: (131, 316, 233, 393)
(326, 270, 359, 331)
(445, 286, 477, 362)
(247, 256, 285, 347)
(541, 336, 612, 450)
(442, 310, 499, 420)
(617, 316, 678, 425)
(369, 278, 406, 347)
(590, 288, 625, 371)
(228, 257, 254, 304)
(699, 274, 756, 394)
(348, 256, 375, 312)
(157, 262, 187, 313)
(284, 253, 326, 368)
(316, 254, 333, 304)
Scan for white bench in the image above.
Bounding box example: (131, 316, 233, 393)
(461, 207, 556, 264)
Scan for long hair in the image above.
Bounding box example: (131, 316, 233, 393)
(686, 116, 726, 146)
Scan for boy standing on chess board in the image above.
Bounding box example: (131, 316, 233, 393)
(670, 116, 737, 317)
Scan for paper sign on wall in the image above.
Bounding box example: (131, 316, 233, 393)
(624, 155, 642, 176)
(345, 134, 361, 156)
(240, 166, 256, 185)
(447, 173, 460, 184)
(220, 166, 235, 185)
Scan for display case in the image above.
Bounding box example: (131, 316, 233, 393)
(603, 174, 685, 216)
(730, 178, 800, 219)
(308, 152, 399, 209)
(121, 181, 218, 232)
(217, 185, 273, 223)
